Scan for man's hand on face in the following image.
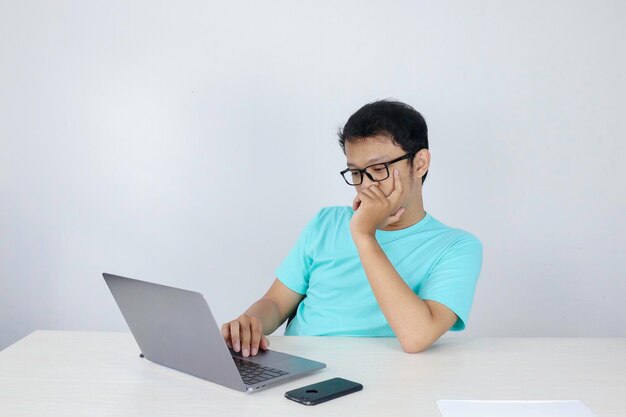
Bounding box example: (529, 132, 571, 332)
(350, 168, 406, 237)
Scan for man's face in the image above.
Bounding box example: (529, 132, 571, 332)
(344, 135, 425, 209)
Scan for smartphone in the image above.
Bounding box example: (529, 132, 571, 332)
(284, 377, 363, 406)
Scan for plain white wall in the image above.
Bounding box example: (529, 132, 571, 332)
(1, 0, 625, 350)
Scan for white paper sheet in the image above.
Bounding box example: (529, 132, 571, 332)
(437, 400, 598, 417)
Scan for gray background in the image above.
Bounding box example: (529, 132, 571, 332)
(1, 1, 625, 351)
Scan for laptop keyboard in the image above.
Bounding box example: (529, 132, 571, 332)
(232, 357, 289, 385)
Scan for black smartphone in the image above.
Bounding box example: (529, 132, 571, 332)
(284, 377, 363, 406)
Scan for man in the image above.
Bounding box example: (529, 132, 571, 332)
(222, 100, 483, 355)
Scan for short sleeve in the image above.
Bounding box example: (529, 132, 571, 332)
(419, 234, 483, 331)
(274, 211, 322, 295)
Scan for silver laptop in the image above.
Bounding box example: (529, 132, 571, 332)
(103, 273, 326, 392)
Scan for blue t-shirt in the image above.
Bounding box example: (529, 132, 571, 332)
(275, 206, 483, 336)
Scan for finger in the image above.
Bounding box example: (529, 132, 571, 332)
(388, 168, 404, 201)
(389, 206, 406, 223)
(260, 336, 270, 350)
(221, 323, 232, 348)
(367, 184, 388, 202)
(352, 194, 361, 211)
(229, 321, 241, 352)
(359, 187, 377, 201)
(381, 206, 406, 228)
(353, 191, 362, 210)
(361, 187, 384, 206)
(239, 318, 252, 357)
(249, 317, 262, 356)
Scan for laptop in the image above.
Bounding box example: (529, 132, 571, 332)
(103, 273, 326, 392)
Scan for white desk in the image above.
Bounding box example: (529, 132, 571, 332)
(0, 331, 624, 416)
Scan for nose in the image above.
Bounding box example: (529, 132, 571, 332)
(359, 173, 379, 190)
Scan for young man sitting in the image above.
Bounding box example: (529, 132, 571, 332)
(222, 100, 483, 355)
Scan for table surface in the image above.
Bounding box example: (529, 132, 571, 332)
(1, 331, 625, 417)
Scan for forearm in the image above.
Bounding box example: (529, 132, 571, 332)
(352, 233, 439, 352)
(242, 297, 284, 335)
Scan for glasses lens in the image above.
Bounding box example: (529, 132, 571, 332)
(342, 170, 361, 185)
(365, 164, 389, 181)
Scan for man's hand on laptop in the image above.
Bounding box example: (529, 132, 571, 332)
(221, 315, 270, 357)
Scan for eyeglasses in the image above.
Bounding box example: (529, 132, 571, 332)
(339, 152, 416, 186)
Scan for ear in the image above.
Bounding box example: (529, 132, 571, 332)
(414, 149, 431, 179)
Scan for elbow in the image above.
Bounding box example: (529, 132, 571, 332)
(399, 335, 434, 354)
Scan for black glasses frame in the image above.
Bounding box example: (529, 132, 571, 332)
(339, 152, 416, 186)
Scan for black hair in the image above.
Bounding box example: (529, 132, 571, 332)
(338, 99, 429, 184)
